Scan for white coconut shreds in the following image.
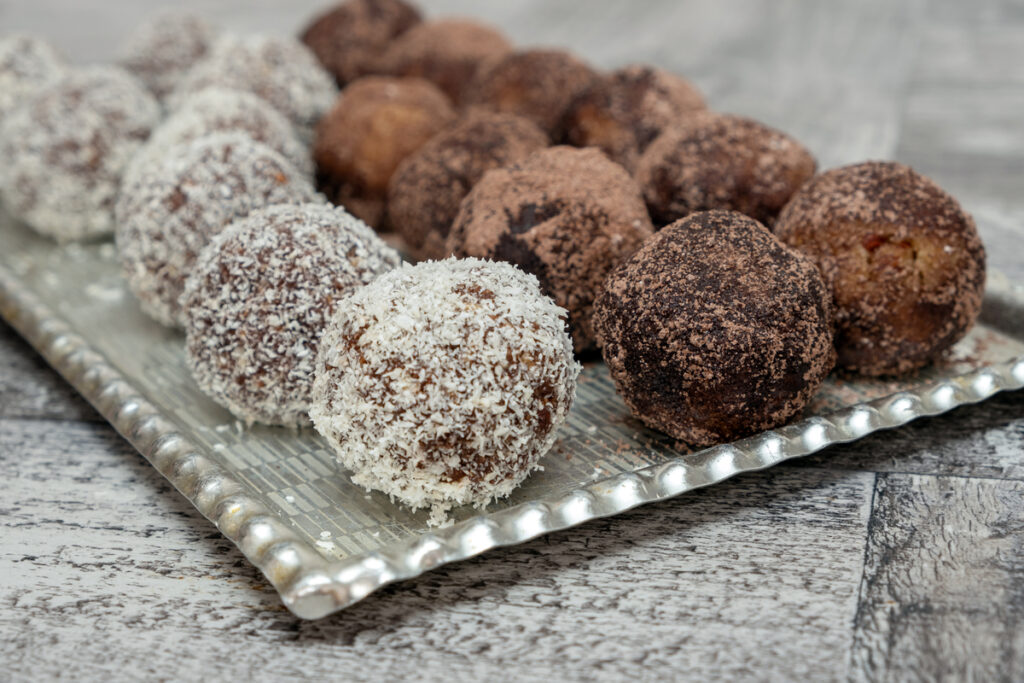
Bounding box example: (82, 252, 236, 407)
(115, 131, 317, 328)
(169, 33, 337, 143)
(182, 203, 402, 427)
(0, 35, 66, 120)
(0, 66, 160, 242)
(116, 10, 218, 103)
(309, 257, 581, 526)
(128, 87, 313, 181)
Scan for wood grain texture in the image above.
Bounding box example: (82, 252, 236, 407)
(1, 0, 1023, 679)
(0, 418, 873, 680)
(849, 473, 1024, 682)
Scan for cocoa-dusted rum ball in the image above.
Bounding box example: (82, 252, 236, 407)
(560, 64, 706, 172)
(387, 109, 548, 261)
(636, 111, 816, 227)
(313, 76, 456, 228)
(593, 210, 836, 447)
(300, 0, 422, 86)
(446, 146, 654, 352)
(379, 18, 513, 105)
(464, 49, 599, 137)
(774, 161, 986, 376)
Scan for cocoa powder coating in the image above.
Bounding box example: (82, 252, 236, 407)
(300, 0, 422, 86)
(593, 210, 836, 447)
(464, 49, 599, 137)
(636, 111, 816, 227)
(379, 19, 513, 105)
(446, 146, 654, 352)
(560, 64, 706, 172)
(313, 76, 456, 228)
(387, 109, 548, 261)
(774, 160, 986, 376)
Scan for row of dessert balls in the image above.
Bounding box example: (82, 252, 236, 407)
(0, 0, 988, 520)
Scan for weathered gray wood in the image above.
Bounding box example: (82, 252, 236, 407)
(849, 473, 1024, 682)
(0, 416, 874, 680)
(0, 321, 98, 421)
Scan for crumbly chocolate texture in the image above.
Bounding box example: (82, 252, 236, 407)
(313, 76, 456, 228)
(560, 64, 706, 172)
(116, 132, 316, 328)
(774, 161, 987, 376)
(464, 49, 599, 136)
(0, 35, 65, 120)
(309, 257, 580, 526)
(593, 210, 836, 447)
(170, 34, 337, 142)
(387, 109, 548, 261)
(183, 203, 401, 427)
(129, 87, 313, 181)
(300, 0, 422, 86)
(446, 146, 653, 352)
(0, 66, 159, 242)
(378, 19, 513, 105)
(636, 111, 816, 227)
(117, 10, 217, 102)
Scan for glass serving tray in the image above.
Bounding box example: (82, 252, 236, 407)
(2, 209, 1022, 619)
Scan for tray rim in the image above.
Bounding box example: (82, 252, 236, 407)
(2, 258, 1023, 620)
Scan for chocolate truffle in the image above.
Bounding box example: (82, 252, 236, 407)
(464, 49, 599, 136)
(0, 35, 65, 120)
(300, 0, 423, 86)
(387, 109, 548, 261)
(774, 161, 986, 376)
(313, 76, 456, 228)
(170, 34, 337, 142)
(446, 146, 654, 352)
(379, 19, 513, 105)
(593, 210, 836, 447)
(183, 203, 401, 427)
(130, 87, 313, 181)
(116, 133, 317, 327)
(310, 257, 579, 524)
(636, 112, 816, 227)
(117, 10, 217, 102)
(0, 66, 160, 242)
(560, 64, 706, 172)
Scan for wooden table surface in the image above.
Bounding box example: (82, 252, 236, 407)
(3, 0, 1024, 680)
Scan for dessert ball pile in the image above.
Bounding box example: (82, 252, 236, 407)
(0, 0, 988, 520)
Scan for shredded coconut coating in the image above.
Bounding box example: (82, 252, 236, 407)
(170, 33, 338, 142)
(129, 87, 313, 181)
(0, 34, 66, 120)
(116, 10, 218, 103)
(310, 257, 580, 525)
(774, 160, 987, 376)
(637, 111, 816, 228)
(115, 132, 317, 327)
(593, 210, 836, 447)
(0, 66, 160, 242)
(183, 203, 401, 427)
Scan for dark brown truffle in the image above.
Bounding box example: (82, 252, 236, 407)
(774, 161, 986, 376)
(636, 112, 816, 227)
(300, 0, 422, 86)
(446, 146, 654, 352)
(313, 76, 456, 228)
(560, 64, 706, 172)
(463, 49, 599, 137)
(387, 109, 548, 261)
(593, 210, 836, 447)
(379, 19, 513, 105)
